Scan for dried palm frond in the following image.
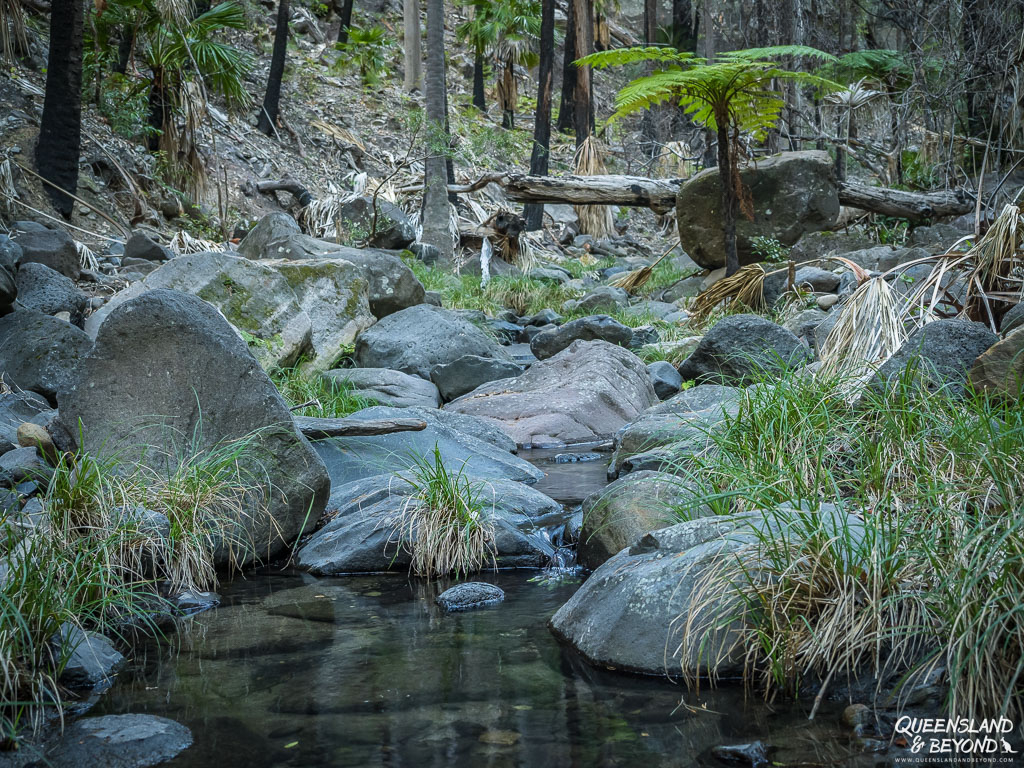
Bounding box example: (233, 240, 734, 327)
(819, 276, 906, 385)
(689, 264, 767, 321)
(0, 0, 28, 66)
(610, 241, 680, 293)
(169, 230, 220, 255)
(901, 204, 1023, 331)
(0, 155, 17, 217)
(74, 241, 100, 272)
(573, 136, 615, 239)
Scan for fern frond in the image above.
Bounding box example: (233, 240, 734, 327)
(577, 46, 701, 70)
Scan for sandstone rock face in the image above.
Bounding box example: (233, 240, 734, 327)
(445, 340, 657, 448)
(676, 151, 839, 270)
(58, 289, 330, 567)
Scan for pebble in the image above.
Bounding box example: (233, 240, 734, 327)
(817, 293, 840, 310)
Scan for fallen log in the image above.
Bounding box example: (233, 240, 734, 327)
(256, 178, 314, 207)
(429, 172, 974, 221)
(294, 416, 427, 439)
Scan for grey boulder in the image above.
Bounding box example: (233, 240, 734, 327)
(677, 314, 812, 385)
(336, 195, 416, 250)
(0, 310, 92, 404)
(15, 262, 88, 326)
(40, 714, 192, 768)
(324, 367, 441, 408)
(57, 289, 330, 567)
(10, 221, 81, 279)
(430, 354, 523, 401)
(355, 304, 511, 380)
(55, 623, 125, 688)
(436, 582, 505, 611)
(123, 231, 174, 261)
(647, 360, 682, 399)
(445, 340, 657, 448)
(530, 314, 634, 360)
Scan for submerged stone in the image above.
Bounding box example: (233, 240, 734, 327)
(436, 582, 505, 611)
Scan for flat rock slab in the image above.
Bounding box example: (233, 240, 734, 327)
(436, 582, 505, 611)
(40, 715, 192, 768)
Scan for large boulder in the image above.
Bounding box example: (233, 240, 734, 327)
(294, 474, 559, 574)
(84, 252, 316, 371)
(15, 262, 88, 326)
(238, 214, 424, 318)
(608, 405, 729, 478)
(429, 354, 523, 402)
(324, 367, 440, 408)
(676, 151, 840, 270)
(271, 259, 376, 373)
(57, 290, 330, 567)
(968, 329, 1024, 399)
(867, 319, 997, 398)
(579, 470, 711, 570)
(311, 405, 540, 486)
(39, 714, 192, 768)
(445, 340, 657, 448)
(336, 195, 416, 250)
(355, 304, 511, 380)
(551, 505, 865, 678)
(10, 221, 81, 279)
(0, 311, 92, 404)
(0, 235, 20, 314)
(530, 315, 634, 360)
(677, 314, 812, 385)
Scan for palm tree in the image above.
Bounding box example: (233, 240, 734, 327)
(257, 0, 289, 136)
(36, 0, 85, 218)
(420, 0, 453, 264)
(402, 0, 422, 92)
(582, 45, 838, 275)
(523, 0, 553, 230)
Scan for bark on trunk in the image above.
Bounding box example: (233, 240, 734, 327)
(639, 0, 659, 154)
(499, 55, 516, 128)
(717, 121, 739, 276)
(420, 0, 453, 264)
(556, 0, 577, 134)
(36, 0, 84, 218)
(336, 0, 353, 44)
(471, 49, 485, 110)
(403, 0, 422, 92)
(523, 0, 554, 231)
(257, 0, 290, 136)
(572, 0, 593, 146)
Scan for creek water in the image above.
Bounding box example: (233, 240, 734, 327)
(91, 450, 893, 767)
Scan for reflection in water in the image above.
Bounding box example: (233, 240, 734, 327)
(95, 571, 888, 768)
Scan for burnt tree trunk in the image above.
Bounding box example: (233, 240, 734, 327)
(257, 0, 290, 136)
(36, 0, 84, 218)
(336, 0, 353, 44)
(639, 0, 659, 154)
(472, 49, 486, 110)
(716, 121, 739, 276)
(556, 0, 577, 134)
(572, 0, 593, 146)
(523, 0, 554, 230)
(420, 0, 453, 263)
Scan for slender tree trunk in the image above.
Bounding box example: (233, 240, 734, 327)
(572, 0, 593, 146)
(556, 0, 576, 134)
(403, 0, 422, 92)
(36, 0, 84, 218)
(499, 56, 516, 128)
(716, 120, 738, 276)
(524, 0, 554, 230)
(336, 0, 353, 44)
(421, 0, 453, 264)
(257, 0, 289, 136)
(639, 0, 659, 155)
(471, 49, 485, 109)
(672, 0, 695, 51)
(114, 26, 134, 74)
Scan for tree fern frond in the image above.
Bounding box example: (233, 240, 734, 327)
(578, 45, 701, 70)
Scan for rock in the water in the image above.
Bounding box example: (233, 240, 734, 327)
(676, 151, 839, 270)
(324, 367, 440, 408)
(335, 195, 416, 250)
(678, 314, 812, 385)
(42, 714, 192, 768)
(430, 354, 523, 402)
(0, 310, 92, 404)
(647, 360, 682, 400)
(84, 251, 317, 371)
(238, 214, 424, 317)
(355, 304, 511, 380)
(54, 623, 125, 688)
(868, 319, 998, 398)
(579, 470, 710, 570)
(10, 221, 81, 279)
(968, 329, 1024, 399)
(530, 315, 634, 360)
(436, 582, 505, 611)
(710, 741, 772, 767)
(57, 289, 330, 567)
(295, 475, 558, 574)
(15, 262, 88, 326)
(272, 259, 377, 373)
(577, 286, 628, 313)
(312, 405, 538, 486)
(123, 231, 173, 262)
(445, 340, 657, 448)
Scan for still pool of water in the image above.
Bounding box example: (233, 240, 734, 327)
(93, 570, 891, 767)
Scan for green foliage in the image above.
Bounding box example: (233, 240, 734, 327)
(334, 25, 394, 87)
(749, 236, 789, 263)
(869, 215, 910, 246)
(271, 365, 378, 418)
(457, 0, 541, 66)
(393, 446, 495, 578)
(580, 45, 839, 140)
